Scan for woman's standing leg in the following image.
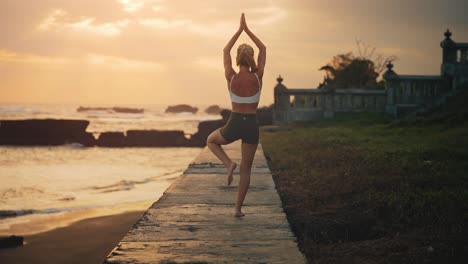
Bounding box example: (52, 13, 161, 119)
(206, 128, 237, 185)
(235, 142, 258, 217)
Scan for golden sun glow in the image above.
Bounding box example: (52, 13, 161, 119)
(0, 0, 466, 106)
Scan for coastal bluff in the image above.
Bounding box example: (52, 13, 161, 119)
(103, 141, 306, 263)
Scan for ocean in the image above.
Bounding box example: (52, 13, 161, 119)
(0, 103, 222, 236)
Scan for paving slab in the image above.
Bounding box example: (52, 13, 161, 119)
(106, 240, 304, 264)
(104, 141, 306, 264)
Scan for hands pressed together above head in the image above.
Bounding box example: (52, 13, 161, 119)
(223, 13, 267, 79)
(239, 13, 249, 32)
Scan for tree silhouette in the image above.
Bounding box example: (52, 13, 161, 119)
(318, 40, 397, 89)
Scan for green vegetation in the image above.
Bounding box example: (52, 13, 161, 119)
(261, 112, 468, 263)
(318, 40, 397, 89)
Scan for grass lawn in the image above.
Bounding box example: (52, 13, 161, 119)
(260, 112, 468, 263)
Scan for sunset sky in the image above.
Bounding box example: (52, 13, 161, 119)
(1, 0, 467, 107)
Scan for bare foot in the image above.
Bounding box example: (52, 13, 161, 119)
(226, 162, 237, 186)
(234, 211, 245, 217)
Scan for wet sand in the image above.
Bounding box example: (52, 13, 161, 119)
(0, 210, 146, 264)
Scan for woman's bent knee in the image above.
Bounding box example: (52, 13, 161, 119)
(207, 128, 232, 146)
(206, 131, 217, 144)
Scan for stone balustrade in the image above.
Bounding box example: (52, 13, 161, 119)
(273, 76, 386, 124)
(383, 62, 451, 116)
(273, 30, 467, 123)
(389, 75, 447, 105)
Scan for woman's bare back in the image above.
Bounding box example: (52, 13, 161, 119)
(228, 71, 262, 113)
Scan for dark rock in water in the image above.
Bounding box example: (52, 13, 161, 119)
(96, 130, 191, 147)
(0, 235, 23, 248)
(257, 104, 273, 126)
(77, 106, 110, 112)
(58, 196, 75, 201)
(126, 130, 189, 147)
(0, 119, 96, 146)
(165, 104, 198, 114)
(0, 209, 35, 219)
(97, 132, 126, 147)
(77, 106, 144, 114)
(112, 107, 144, 114)
(189, 119, 226, 147)
(204, 105, 223, 115)
(74, 133, 96, 147)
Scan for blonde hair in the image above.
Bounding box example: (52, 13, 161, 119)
(236, 43, 256, 73)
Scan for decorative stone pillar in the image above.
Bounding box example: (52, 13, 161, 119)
(440, 29, 457, 64)
(274, 75, 289, 110)
(273, 75, 290, 124)
(383, 62, 399, 117)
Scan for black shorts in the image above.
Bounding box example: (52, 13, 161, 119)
(220, 112, 259, 144)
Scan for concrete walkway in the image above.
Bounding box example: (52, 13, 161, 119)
(104, 141, 306, 263)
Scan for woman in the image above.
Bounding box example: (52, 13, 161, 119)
(206, 13, 266, 217)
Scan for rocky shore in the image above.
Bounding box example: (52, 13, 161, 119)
(0, 119, 215, 147)
(0, 106, 273, 147)
(0, 119, 217, 147)
(0, 119, 96, 146)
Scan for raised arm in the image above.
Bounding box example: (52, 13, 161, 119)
(223, 15, 244, 81)
(244, 17, 266, 78)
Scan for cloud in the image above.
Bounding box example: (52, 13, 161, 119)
(152, 5, 163, 12)
(0, 49, 163, 72)
(187, 21, 232, 37)
(86, 53, 164, 71)
(137, 17, 236, 38)
(134, 2, 287, 37)
(0, 49, 68, 64)
(138, 18, 190, 29)
(36, 2, 287, 40)
(117, 0, 164, 13)
(118, 0, 145, 13)
(38, 9, 131, 37)
(65, 18, 131, 37)
(37, 8, 66, 31)
(248, 5, 287, 26)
